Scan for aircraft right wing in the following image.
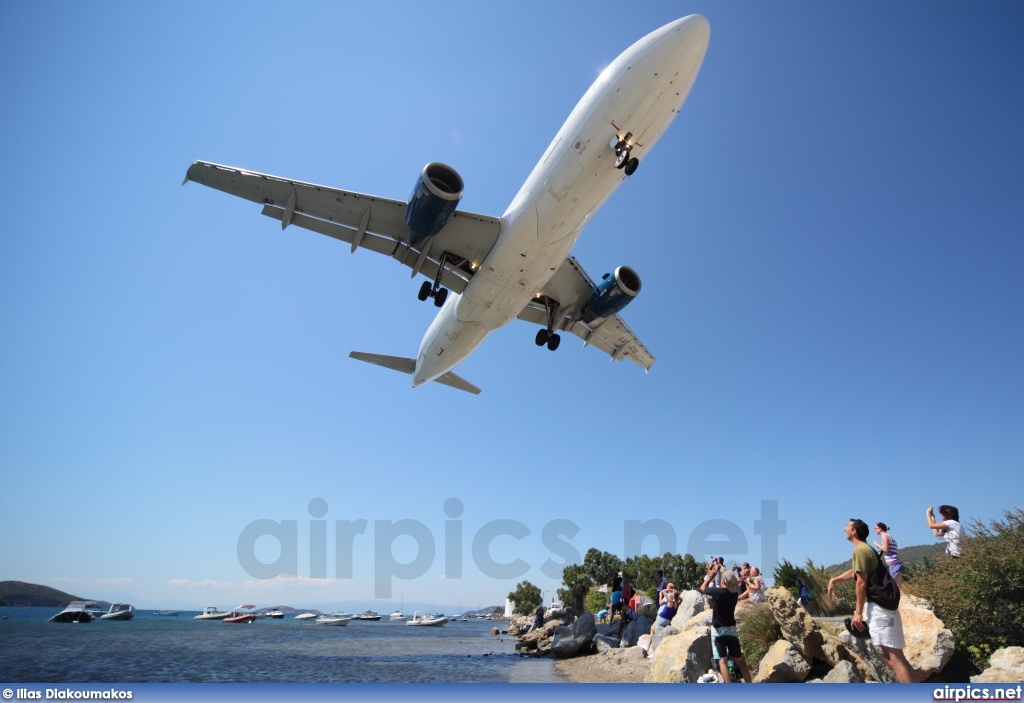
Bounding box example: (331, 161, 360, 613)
(183, 161, 502, 294)
(516, 256, 656, 371)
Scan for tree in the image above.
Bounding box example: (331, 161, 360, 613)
(582, 548, 623, 587)
(507, 580, 542, 615)
(773, 558, 809, 589)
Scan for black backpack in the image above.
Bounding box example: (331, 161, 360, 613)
(867, 549, 901, 610)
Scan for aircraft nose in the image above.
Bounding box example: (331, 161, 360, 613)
(675, 15, 710, 57)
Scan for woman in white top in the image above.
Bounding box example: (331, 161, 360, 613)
(926, 505, 964, 557)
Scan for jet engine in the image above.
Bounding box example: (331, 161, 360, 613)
(404, 162, 464, 237)
(584, 266, 642, 319)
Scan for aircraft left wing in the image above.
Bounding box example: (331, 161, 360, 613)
(183, 161, 502, 294)
(517, 257, 656, 371)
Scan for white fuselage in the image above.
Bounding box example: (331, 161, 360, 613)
(412, 15, 710, 387)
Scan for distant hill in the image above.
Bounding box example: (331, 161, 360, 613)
(827, 543, 945, 573)
(0, 581, 83, 607)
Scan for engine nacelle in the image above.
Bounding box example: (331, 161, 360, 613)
(585, 266, 642, 319)
(405, 162, 464, 237)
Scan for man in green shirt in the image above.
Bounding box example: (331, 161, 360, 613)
(828, 518, 915, 683)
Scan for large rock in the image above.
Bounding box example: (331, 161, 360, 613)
(765, 587, 877, 681)
(670, 590, 706, 629)
(651, 625, 680, 655)
(551, 611, 596, 659)
(647, 624, 713, 683)
(837, 631, 898, 683)
(593, 633, 621, 651)
(753, 639, 813, 683)
(621, 615, 651, 647)
(823, 660, 865, 683)
(972, 647, 1024, 683)
(899, 593, 955, 681)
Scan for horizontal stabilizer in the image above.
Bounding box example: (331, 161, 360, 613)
(349, 351, 415, 375)
(348, 352, 481, 395)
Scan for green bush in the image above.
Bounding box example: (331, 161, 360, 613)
(773, 558, 809, 589)
(907, 508, 1024, 668)
(508, 580, 542, 615)
(737, 603, 781, 676)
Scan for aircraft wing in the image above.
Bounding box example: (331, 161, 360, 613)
(517, 257, 656, 371)
(183, 161, 502, 294)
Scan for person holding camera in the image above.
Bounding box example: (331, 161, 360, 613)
(926, 505, 964, 557)
(827, 518, 914, 683)
(700, 560, 752, 683)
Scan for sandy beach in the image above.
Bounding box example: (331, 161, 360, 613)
(552, 647, 651, 683)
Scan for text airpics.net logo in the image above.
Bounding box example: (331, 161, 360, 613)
(235, 498, 787, 598)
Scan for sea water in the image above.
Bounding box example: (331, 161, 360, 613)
(0, 608, 563, 683)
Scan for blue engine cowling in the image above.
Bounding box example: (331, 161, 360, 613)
(585, 266, 642, 319)
(405, 162, 464, 237)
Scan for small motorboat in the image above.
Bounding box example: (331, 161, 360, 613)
(294, 612, 318, 620)
(358, 610, 382, 621)
(315, 613, 353, 626)
(154, 610, 180, 616)
(264, 609, 285, 619)
(194, 606, 231, 621)
(48, 601, 95, 623)
(389, 610, 408, 622)
(100, 603, 135, 620)
(222, 605, 258, 624)
(406, 611, 447, 627)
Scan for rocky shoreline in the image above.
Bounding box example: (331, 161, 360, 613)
(506, 588, 1024, 683)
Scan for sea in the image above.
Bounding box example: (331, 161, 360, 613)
(0, 607, 563, 683)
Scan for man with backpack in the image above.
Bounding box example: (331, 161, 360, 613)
(827, 518, 915, 683)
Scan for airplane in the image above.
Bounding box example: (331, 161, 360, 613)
(184, 15, 710, 395)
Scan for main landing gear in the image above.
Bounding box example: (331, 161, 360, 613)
(533, 297, 563, 351)
(535, 328, 561, 351)
(611, 133, 639, 176)
(417, 251, 455, 307)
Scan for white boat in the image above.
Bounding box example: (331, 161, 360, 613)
(315, 613, 353, 626)
(193, 606, 231, 621)
(358, 610, 382, 621)
(154, 610, 180, 616)
(406, 611, 448, 627)
(389, 610, 408, 622)
(100, 603, 134, 620)
(48, 601, 95, 623)
(264, 609, 285, 619)
(294, 612, 318, 620)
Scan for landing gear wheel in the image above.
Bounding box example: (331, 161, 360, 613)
(615, 149, 630, 169)
(624, 157, 639, 176)
(535, 329, 550, 346)
(418, 281, 432, 301)
(547, 333, 561, 351)
(433, 288, 448, 307)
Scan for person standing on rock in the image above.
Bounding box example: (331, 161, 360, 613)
(700, 562, 753, 683)
(610, 572, 624, 622)
(654, 569, 667, 609)
(534, 604, 545, 631)
(827, 518, 915, 683)
(872, 522, 906, 587)
(927, 505, 964, 557)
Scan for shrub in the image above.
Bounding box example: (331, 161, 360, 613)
(908, 508, 1024, 668)
(737, 603, 781, 676)
(803, 559, 854, 617)
(773, 558, 809, 589)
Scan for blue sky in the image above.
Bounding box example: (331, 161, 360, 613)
(1, 1, 1022, 610)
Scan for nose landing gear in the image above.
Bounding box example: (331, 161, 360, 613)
(610, 132, 639, 176)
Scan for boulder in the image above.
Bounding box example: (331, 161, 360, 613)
(837, 631, 898, 683)
(647, 624, 713, 683)
(765, 587, 877, 681)
(823, 660, 864, 683)
(621, 615, 651, 647)
(670, 590, 706, 629)
(651, 625, 680, 655)
(972, 647, 1024, 683)
(898, 593, 956, 681)
(753, 639, 813, 683)
(593, 633, 620, 650)
(551, 611, 596, 659)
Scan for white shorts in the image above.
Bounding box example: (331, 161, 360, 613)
(866, 601, 905, 649)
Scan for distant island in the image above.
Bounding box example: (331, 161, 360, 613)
(0, 580, 83, 607)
